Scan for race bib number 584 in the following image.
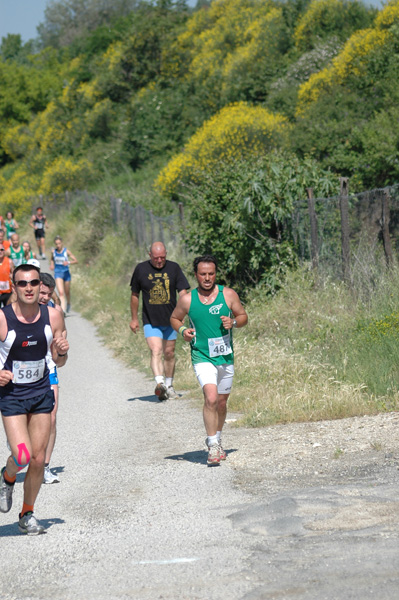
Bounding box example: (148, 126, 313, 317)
(13, 360, 45, 384)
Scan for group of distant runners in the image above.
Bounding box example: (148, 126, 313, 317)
(0, 207, 247, 535)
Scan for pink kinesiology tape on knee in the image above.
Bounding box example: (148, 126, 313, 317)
(13, 443, 30, 470)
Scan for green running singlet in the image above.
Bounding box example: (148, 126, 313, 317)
(189, 285, 234, 366)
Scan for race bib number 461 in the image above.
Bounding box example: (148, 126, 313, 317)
(208, 335, 232, 358)
(13, 359, 45, 384)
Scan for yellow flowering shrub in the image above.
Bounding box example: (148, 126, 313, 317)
(156, 102, 290, 196)
(167, 0, 285, 107)
(375, 0, 399, 29)
(0, 166, 41, 213)
(2, 124, 35, 160)
(294, 0, 375, 52)
(39, 157, 93, 195)
(297, 22, 391, 114)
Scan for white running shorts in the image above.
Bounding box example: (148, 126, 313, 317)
(193, 362, 234, 394)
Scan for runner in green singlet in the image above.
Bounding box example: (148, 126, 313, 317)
(7, 234, 25, 268)
(171, 255, 248, 466)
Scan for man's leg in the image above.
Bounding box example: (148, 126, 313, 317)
(162, 339, 176, 379)
(55, 278, 67, 313)
(1, 414, 32, 513)
(23, 412, 51, 507)
(64, 280, 71, 311)
(2, 414, 31, 479)
(163, 339, 178, 397)
(44, 384, 59, 484)
(146, 335, 169, 400)
(146, 336, 164, 378)
(202, 383, 220, 437)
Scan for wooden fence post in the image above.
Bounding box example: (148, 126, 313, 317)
(307, 187, 318, 269)
(150, 211, 155, 243)
(178, 202, 184, 227)
(382, 190, 393, 267)
(339, 177, 351, 285)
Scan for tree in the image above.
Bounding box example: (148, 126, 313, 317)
(181, 153, 337, 293)
(37, 0, 139, 48)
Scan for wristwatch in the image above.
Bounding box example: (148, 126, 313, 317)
(232, 319, 237, 328)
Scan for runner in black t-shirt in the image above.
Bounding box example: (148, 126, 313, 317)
(130, 242, 189, 401)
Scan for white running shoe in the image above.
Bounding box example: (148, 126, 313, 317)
(18, 512, 44, 535)
(43, 466, 60, 484)
(0, 467, 14, 513)
(207, 443, 220, 465)
(167, 386, 178, 399)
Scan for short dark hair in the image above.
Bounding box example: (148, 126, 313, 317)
(40, 272, 56, 289)
(193, 255, 217, 273)
(12, 263, 40, 283)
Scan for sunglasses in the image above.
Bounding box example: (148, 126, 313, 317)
(15, 279, 40, 288)
(0, 249, 4, 252)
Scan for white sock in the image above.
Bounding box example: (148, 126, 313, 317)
(165, 378, 173, 388)
(208, 434, 218, 446)
(216, 431, 221, 442)
(155, 375, 164, 384)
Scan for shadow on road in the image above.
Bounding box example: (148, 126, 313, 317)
(127, 395, 162, 403)
(0, 517, 65, 537)
(165, 448, 237, 465)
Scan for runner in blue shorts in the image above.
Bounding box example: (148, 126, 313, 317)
(130, 242, 189, 401)
(50, 236, 78, 314)
(0, 263, 68, 535)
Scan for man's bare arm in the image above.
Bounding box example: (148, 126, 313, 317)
(129, 292, 140, 333)
(220, 288, 248, 330)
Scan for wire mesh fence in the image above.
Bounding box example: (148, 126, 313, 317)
(32, 181, 399, 283)
(290, 181, 399, 285)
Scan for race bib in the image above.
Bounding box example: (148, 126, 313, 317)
(208, 334, 232, 358)
(13, 359, 45, 384)
(0, 281, 9, 291)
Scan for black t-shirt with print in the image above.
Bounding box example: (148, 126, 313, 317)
(130, 260, 189, 327)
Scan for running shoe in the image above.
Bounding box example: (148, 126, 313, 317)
(167, 386, 178, 399)
(154, 382, 169, 401)
(207, 443, 220, 465)
(0, 467, 14, 513)
(43, 466, 60, 484)
(205, 437, 226, 460)
(18, 512, 44, 535)
(218, 439, 227, 461)
(0, 467, 14, 512)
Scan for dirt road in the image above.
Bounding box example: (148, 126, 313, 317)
(1, 311, 399, 600)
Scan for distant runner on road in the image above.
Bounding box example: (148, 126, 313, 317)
(7, 233, 25, 268)
(29, 207, 48, 260)
(170, 255, 248, 465)
(0, 263, 69, 535)
(50, 236, 78, 314)
(130, 242, 189, 401)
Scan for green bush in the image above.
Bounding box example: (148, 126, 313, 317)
(181, 152, 337, 294)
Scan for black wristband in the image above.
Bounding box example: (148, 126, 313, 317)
(57, 352, 67, 357)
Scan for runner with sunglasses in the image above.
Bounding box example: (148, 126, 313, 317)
(0, 263, 68, 535)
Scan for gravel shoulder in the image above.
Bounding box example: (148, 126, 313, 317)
(1, 311, 399, 600)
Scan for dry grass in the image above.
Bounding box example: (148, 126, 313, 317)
(50, 205, 399, 428)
